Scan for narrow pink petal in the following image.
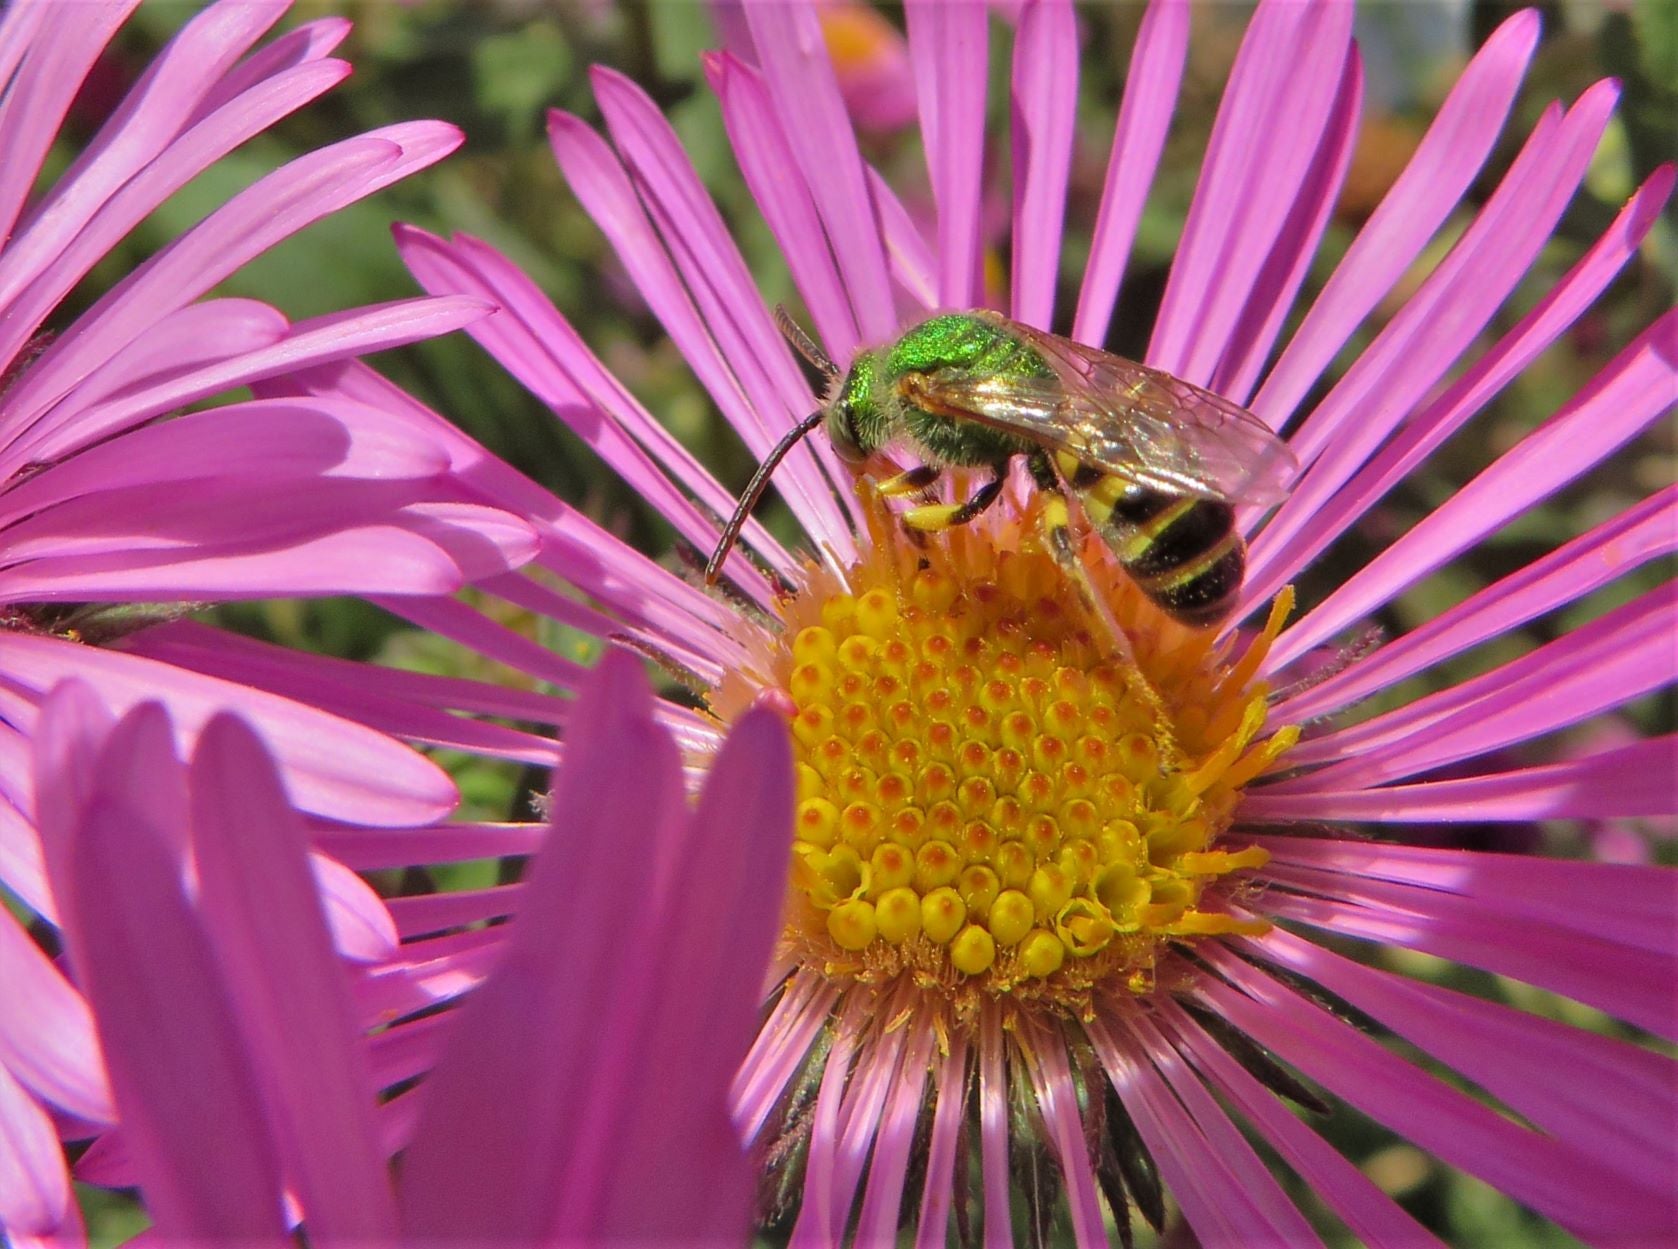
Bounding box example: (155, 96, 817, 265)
(312, 824, 545, 874)
(854, 1023, 934, 1243)
(1246, 873, 1675, 1038)
(913, 1030, 969, 1249)
(704, 50, 861, 360)
(732, 972, 839, 1140)
(371, 594, 587, 694)
(866, 165, 939, 312)
(742, 0, 896, 342)
(789, 997, 866, 1248)
(1244, 167, 1673, 604)
(1015, 1019, 1110, 1247)
(1268, 310, 1676, 664)
(588, 68, 860, 545)
(397, 651, 686, 1241)
(1251, 9, 1542, 424)
(1009, 0, 1077, 329)
(1072, 0, 1189, 346)
(385, 885, 520, 939)
(1281, 585, 1674, 784)
(0, 3, 133, 248)
(308, 853, 400, 964)
(8, 638, 457, 827)
(24, 682, 113, 920)
(1242, 926, 1678, 1194)
(1156, 998, 1446, 1249)
(50, 710, 289, 1245)
(191, 714, 397, 1243)
(0, 1059, 68, 1237)
(905, 0, 989, 309)
(0, 913, 112, 1123)
(1212, 49, 1362, 403)
(1196, 946, 1674, 1243)
(582, 705, 794, 1241)
(1244, 734, 1678, 824)
(194, 17, 352, 118)
(1250, 836, 1676, 955)
(1084, 1012, 1269, 1247)
(1148, 0, 1353, 384)
(978, 1004, 1011, 1249)
(1275, 484, 1678, 722)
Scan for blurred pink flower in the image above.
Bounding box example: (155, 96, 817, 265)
(0, 4, 540, 1240)
(33, 652, 792, 1246)
(115, 0, 1676, 1244)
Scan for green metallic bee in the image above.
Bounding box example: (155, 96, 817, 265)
(705, 310, 1297, 628)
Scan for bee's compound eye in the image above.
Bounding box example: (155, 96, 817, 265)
(826, 407, 867, 465)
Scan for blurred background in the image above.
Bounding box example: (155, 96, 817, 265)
(51, 1, 1676, 1244)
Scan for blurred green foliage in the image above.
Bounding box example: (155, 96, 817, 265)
(57, 2, 1675, 1246)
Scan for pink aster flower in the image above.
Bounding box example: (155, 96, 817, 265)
(33, 654, 791, 1246)
(124, 0, 1675, 1244)
(0, 4, 539, 1240)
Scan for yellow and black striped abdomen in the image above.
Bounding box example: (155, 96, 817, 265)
(1078, 471, 1243, 627)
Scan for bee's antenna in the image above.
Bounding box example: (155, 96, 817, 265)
(705, 408, 828, 585)
(774, 305, 840, 387)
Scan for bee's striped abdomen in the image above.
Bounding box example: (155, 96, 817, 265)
(1088, 479, 1243, 627)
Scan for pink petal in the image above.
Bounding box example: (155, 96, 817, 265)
(1072, 0, 1189, 346)
(9, 638, 457, 827)
(1148, 0, 1353, 385)
(741, 0, 896, 342)
(0, 912, 112, 1123)
(190, 714, 397, 1243)
(732, 972, 839, 1140)
(1156, 998, 1446, 1249)
(977, 1004, 1010, 1249)
(1244, 734, 1678, 824)
(1268, 308, 1676, 663)
(905, 0, 989, 309)
(1015, 1020, 1110, 1247)
(308, 853, 400, 964)
(1250, 9, 1542, 425)
(397, 650, 686, 1240)
(854, 1025, 935, 1244)
(704, 50, 861, 359)
(866, 165, 939, 312)
(49, 708, 289, 1245)
(1008, 0, 1077, 329)
(0, 1060, 68, 1237)
(195, 17, 351, 118)
(912, 1031, 969, 1249)
(788, 997, 874, 1249)
(1197, 946, 1674, 1243)
(1275, 483, 1678, 722)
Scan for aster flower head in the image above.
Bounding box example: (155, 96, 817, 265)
(0, 4, 541, 1240)
(32, 654, 792, 1245)
(138, 0, 1676, 1244)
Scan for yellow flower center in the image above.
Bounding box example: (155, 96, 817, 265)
(710, 490, 1297, 1022)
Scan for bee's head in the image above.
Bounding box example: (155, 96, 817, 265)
(825, 353, 879, 467)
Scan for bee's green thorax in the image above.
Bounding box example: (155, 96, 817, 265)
(884, 313, 1054, 468)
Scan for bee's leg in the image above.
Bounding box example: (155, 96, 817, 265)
(1031, 455, 1181, 762)
(876, 464, 941, 498)
(902, 470, 1006, 532)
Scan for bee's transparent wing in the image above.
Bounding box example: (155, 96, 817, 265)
(919, 322, 1298, 504)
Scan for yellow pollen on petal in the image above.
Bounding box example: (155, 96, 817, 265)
(709, 489, 1296, 1022)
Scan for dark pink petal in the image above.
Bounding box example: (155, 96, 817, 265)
(397, 650, 685, 1240)
(1149, 0, 1353, 385)
(1212, 49, 1362, 404)
(905, 0, 989, 308)
(1016, 1020, 1109, 1246)
(1268, 310, 1676, 662)
(48, 708, 289, 1245)
(0, 1059, 67, 1237)
(1281, 585, 1674, 784)
(1275, 484, 1678, 722)
(789, 997, 871, 1248)
(1156, 998, 1446, 1249)
(191, 714, 397, 1243)
(853, 1026, 935, 1243)
(977, 1005, 1010, 1246)
(0, 912, 112, 1122)
(732, 972, 839, 1140)
(1196, 946, 1674, 1243)
(0, 3, 133, 248)
(1241, 926, 1678, 1194)
(742, 0, 897, 342)
(1072, 0, 1188, 345)
(704, 50, 861, 359)
(10, 638, 456, 827)
(1247, 869, 1674, 1038)
(1252, 9, 1541, 424)
(1250, 836, 1676, 955)
(912, 1032, 969, 1249)
(1009, 0, 1077, 329)
(1244, 734, 1678, 824)
(1245, 167, 1672, 602)
(579, 703, 794, 1241)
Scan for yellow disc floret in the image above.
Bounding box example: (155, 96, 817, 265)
(712, 491, 1296, 1022)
